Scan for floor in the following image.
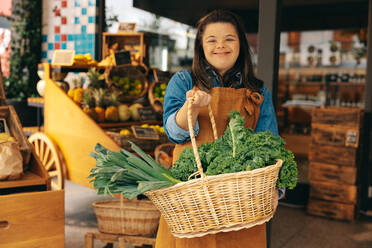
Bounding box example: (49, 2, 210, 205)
(65, 180, 372, 248)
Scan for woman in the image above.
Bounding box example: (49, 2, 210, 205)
(157, 10, 284, 248)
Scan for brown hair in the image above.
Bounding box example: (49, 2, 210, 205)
(191, 10, 263, 92)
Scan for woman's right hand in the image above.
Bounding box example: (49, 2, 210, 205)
(186, 89, 211, 109)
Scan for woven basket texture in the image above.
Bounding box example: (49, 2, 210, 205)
(93, 199, 160, 236)
(145, 160, 281, 238)
(145, 91, 282, 238)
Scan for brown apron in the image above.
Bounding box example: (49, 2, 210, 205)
(156, 87, 264, 248)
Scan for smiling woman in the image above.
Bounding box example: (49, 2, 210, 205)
(202, 22, 240, 76)
(157, 9, 281, 248)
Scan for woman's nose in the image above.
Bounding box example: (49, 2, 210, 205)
(216, 40, 225, 49)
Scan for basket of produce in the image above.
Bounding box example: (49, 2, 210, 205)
(93, 197, 160, 236)
(89, 107, 297, 238)
(148, 69, 172, 113)
(105, 64, 149, 103)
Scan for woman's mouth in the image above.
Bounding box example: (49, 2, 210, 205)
(214, 52, 230, 56)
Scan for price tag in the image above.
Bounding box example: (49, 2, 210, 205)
(114, 50, 131, 66)
(131, 126, 159, 140)
(0, 118, 9, 133)
(345, 129, 359, 148)
(138, 107, 158, 121)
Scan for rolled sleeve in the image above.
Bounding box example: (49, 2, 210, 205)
(165, 111, 200, 144)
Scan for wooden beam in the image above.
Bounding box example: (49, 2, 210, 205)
(256, 0, 282, 108)
(361, 0, 372, 211)
(256, 2, 282, 247)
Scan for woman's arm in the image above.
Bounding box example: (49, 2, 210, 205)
(175, 90, 211, 131)
(163, 71, 210, 144)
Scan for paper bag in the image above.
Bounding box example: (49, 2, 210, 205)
(0, 140, 23, 180)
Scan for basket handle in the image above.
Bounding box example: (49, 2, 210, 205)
(153, 68, 159, 82)
(187, 89, 218, 179)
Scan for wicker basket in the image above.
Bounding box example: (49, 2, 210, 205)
(105, 64, 149, 103)
(93, 198, 161, 236)
(148, 69, 172, 113)
(145, 96, 282, 238)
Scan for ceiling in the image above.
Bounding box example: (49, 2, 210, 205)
(133, 0, 369, 32)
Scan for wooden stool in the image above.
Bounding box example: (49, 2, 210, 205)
(85, 232, 156, 248)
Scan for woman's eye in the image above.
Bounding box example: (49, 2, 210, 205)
(226, 38, 235, 42)
(206, 40, 216, 43)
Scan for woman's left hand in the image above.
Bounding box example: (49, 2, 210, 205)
(273, 189, 279, 211)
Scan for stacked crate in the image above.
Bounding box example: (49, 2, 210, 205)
(307, 107, 363, 220)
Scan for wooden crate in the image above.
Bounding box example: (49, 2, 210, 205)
(312, 107, 363, 128)
(308, 144, 358, 167)
(307, 199, 355, 221)
(102, 33, 145, 64)
(311, 123, 360, 148)
(308, 162, 357, 185)
(0, 105, 32, 166)
(309, 180, 357, 204)
(0, 148, 64, 247)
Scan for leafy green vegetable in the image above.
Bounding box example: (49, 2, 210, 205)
(89, 142, 181, 199)
(170, 110, 298, 189)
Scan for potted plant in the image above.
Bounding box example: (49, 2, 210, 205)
(4, 0, 42, 126)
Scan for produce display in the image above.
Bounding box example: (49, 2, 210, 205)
(152, 82, 167, 103)
(89, 111, 298, 200)
(64, 68, 150, 123)
(73, 53, 98, 66)
(111, 76, 143, 96)
(119, 124, 165, 136)
(0, 133, 16, 142)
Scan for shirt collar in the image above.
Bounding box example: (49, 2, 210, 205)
(208, 69, 243, 88)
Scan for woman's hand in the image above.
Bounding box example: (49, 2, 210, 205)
(186, 89, 211, 109)
(273, 189, 279, 211)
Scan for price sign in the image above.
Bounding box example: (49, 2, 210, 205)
(131, 126, 159, 140)
(0, 118, 8, 133)
(345, 129, 359, 148)
(138, 107, 158, 121)
(52, 49, 75, 66)
(114, 50, 131, 66)
(117, 22, 137, 33)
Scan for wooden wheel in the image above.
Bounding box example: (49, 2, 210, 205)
(28, 132, 65, 190)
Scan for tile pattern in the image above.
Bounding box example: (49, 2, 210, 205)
(41, 0, 99, 63)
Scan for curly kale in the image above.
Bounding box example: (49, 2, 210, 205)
(170, 110, 298, 189)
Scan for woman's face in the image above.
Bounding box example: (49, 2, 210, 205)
(202, 22, 240, 76)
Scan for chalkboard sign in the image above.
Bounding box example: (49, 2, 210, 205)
(131, 126, 159, 140)
(114, 50, 131, 66)
(138, 107, 158, 121)
(0, 118, 8, 133)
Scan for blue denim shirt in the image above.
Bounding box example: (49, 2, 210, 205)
(163, 70, 284, 198)
(163, 70, 278, 143)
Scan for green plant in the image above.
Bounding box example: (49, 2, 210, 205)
(4, 0, 42, 100)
